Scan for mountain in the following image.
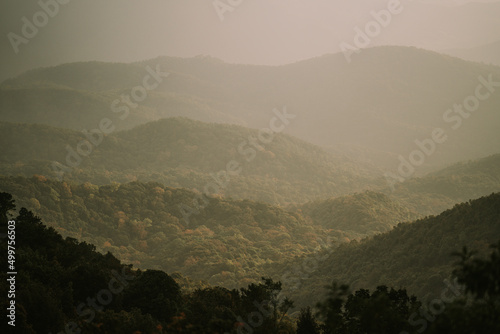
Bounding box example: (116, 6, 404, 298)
(387, 153, 500, 215)
(443, 40, 500, 67)
(295, 191, 420, 239)
(0, 193, 299, 333)
(270, 192, 500, 309)
(5, 171, 498, 296)
(0, 119, 378, 205)
(3, 1, 500, 83)
(0, 197, 160, 333)
(0, 176, 340, 289)
(0, 176, 435, 290)
(3, 46, 500, 173)
(0, 81, 243, 132)
(1, 117, 498, 215)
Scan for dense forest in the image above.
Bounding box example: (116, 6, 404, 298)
(1, 119, 499, 216)
(294, 191, 419, 237)
(387, 153, 500, 215)
(1, 176, 418, 289)
(0, 119, 377, 205)
(271, 192, 500, 308)
(2, 193, 499, 333)
(1, 40, 499, 334)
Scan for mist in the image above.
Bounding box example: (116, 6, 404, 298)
(1, 0, 500, 81)
(1, 1, 500, 333)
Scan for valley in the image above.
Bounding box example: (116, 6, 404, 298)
(1, 25, 499, 333)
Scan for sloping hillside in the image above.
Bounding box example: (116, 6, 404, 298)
(0, 176, 343, 289)
(387, 153, 500, 215)
(3, 46, 500, 171)
(271, 192, 500, 308)
(296, 191, 419, 238)
(0, 119, 378, 204)
(0, 82, 242, 131)
(444, 40, 500, 67)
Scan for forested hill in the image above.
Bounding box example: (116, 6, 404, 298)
(3, 46, 500, 171)
(0, 83, 242, 131)
(0, 193, 299, 333)
(0, 176, 427, 289)
(0, 193, 174, 333)
(295, 191, 420, 239)
(271, 192, 500, 308)
(387, 153, 500, 215)
(1, 118, 499, 216)
(444, 39, 500, 67)
(0, 176, 336, 289)
(2, 189, 500, 333)
(0, 119, 378, 205)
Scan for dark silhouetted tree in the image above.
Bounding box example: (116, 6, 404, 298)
(297, 307, 320, 334)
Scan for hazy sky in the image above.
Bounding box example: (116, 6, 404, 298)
(1, 0, 499, 81)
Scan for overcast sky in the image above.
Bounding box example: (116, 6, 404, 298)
(1, 0, 499, 81)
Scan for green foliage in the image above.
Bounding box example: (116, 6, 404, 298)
(0, 192, 15, 221)
(0, 176, 339, 288)
(452, 241, 500, 300)
(123, 270, 181, 323)
(272, 193, 500, 309)
(427, 242, 500, 333)
(0, 195, 299, 333)
(0, 118, 377, 205)
(2, 119, 499, 216)
(296, 307, 320, 334)
(297, 191, 419, 238)
(0, 193, 155, 333)
(182, 286, 240, 333)
(316, 284, 420, 334)
(1, 189, 498, 333)
(388, 154, 500, 215)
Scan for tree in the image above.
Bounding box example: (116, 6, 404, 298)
(316, 282, 420, 334)
(452, 242, 500, 300)
(123, 269, 181, 323)
(316, 282, 350, 334)
(0, 192, 15, 222)
(296, 307, 320, 334)
(239, 277, 294, 333)
(428, 242, 500, 333)
(183, 286, 239, 333)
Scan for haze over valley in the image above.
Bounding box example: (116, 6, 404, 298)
(1, 1, 499, 333)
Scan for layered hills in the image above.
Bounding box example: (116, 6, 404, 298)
(3, 46, 500, 172)
(271, 192, 500, 308)
(0, 176, 415, 289)
(0, 118, 377, 205)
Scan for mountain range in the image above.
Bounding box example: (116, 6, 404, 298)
(1, 44, 500, 332)
(2, 46, 500, 174)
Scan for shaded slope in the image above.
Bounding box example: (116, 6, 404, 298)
(3, 46, 500, 171)
(387, 153, 500, 215)
(297, 191, 419, 238)
(0, 176, 343, 289)
(0, 119, 378, 204)
(272, 193, 500, 308)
